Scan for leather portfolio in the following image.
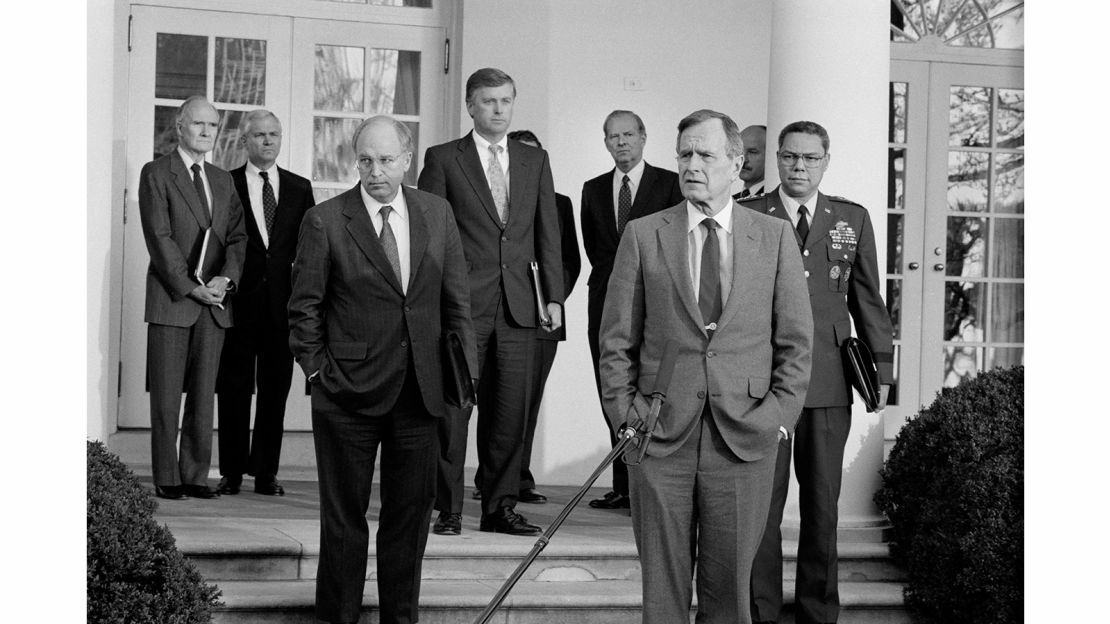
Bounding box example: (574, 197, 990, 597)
(442, 331, 476, 410)
(841, 336, 880, 412)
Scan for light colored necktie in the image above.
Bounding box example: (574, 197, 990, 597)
(617, 174, 632, 234)
(488, 145, 509, 224)
(379, 205, 402, 284)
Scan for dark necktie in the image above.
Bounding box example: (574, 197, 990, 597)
(617, 174, 632, 234)
(260, 170, 277, 237)
(739, 188, 751, 199)
(190, 163, 210, 217)
(797, 205, 810, 245)
(379, 205, 402, 285)
(698, 218, 722, 335)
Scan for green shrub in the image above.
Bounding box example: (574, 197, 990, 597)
(875, 366, 1023, 624)
(87, 440, 221, 624)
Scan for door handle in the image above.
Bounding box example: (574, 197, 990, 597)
(933, 263, 945, 271)
(908, 262, 920, 270)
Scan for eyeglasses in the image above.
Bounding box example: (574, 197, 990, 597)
(356, 154, 407, 170)
(777, 151, 826, 168)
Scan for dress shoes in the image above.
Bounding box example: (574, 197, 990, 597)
(518, 488, 547, 504)
(254, 478, 285, 496)
(433, 511, 462, 536)
(471, 487, 482, 500)
(588, 490, 630, 509)
(154, 485, 187, 500)
(184, 484, 221, 499)
(217, 476, 241, 495)
(480, 506, 542, 536)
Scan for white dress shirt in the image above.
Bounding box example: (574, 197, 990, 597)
(361, 185, 411, 293)
(472, 131, 510, 191)
(177, 146, 212, 211)
(611, 159, 646, 224)
(245, 161, 280, 248)
(777, 186, 819, 227)
(685, 200, 734, 308)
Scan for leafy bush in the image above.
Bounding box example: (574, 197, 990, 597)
(87, 440, 221, 623)
(875, 366, 1023, 624)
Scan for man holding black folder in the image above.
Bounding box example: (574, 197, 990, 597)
(418, 67, 564, 537)
(138, 95, 247, 501)
(740, 120, 894, 624)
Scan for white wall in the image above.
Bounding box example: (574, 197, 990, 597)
(460, 0, 773, 485)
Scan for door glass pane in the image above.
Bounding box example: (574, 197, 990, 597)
(156, 33, 207, 99)
(993, 153, 1024, 214)
(987, 347, 1023, 369)
(948, 151, 988, 212)
(946, 216, 987, 277)
(888, 148, 905, 211)
(949, 86, 991, 147)
(887, 278, 902, 340)
(368, 49, 421, 115)
(402, 121, 420, 186)
(313, 117, 362, 183)
(153, 105, 179, 159)
(889, 82, 907, 143)
(996, 88, 1024, 149)
(990, 218, 1023, 278)
(944, 281, 985, 342)
(887, 214, 904, 274)
(213, 109, 247, 170)
(214, 37, 267, 105)
(943, 346, 981, 387)
(990, 283, 1024, 342)
(888, 344, 900, 406)
(315, 45, 365, 112)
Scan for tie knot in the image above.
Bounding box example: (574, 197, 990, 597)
(259, 170, 269, 181)
(380, 205, 393, 221)
(701, 217, 720, 232)
(191, 163, 202, 175)
(622, 174, 630, 184)
(798, 205, 808, 216)
(490, 145, 503, 156)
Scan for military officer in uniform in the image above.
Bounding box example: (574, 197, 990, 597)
(741, 120, 894, 624)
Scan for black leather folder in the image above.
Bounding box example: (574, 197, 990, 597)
(841, 337, 880, 412)
(442, 331, 476, 410)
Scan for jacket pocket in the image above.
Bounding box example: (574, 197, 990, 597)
(329, 341, 368, 360)
(748, 377, 770, 398)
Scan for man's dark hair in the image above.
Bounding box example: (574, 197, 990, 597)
(508, 129, 541, 148)
(676, 109, 744, 158)
(778, 120, 830, 153)
(465, 67, 516, 103)
(603, 110, 646, 136)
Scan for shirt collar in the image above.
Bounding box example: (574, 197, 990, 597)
(176, 146, 204, 170)
(246, 160, 276, 179)
(360, 184, 409, 222)
(472, 130, 508, 155)
(615, 159, 646, 186)
(686, 199, 734, 234)
(778, 186, 818, 219)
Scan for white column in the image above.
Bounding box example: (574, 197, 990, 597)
(765, 0, 891, 531)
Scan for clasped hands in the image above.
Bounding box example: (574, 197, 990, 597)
(190, 276, 231, 307)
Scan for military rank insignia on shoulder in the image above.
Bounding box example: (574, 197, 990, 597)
(827, 195, 864, 208)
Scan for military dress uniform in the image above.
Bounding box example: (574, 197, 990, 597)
(741, 188, 894, 624)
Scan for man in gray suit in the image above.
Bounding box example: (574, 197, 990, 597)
(600, 110, 812, 624)
(139, 95, 247, 500)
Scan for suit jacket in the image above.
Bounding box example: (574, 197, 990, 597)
(417, 132, 564, 326)
(229, 165, 316, 329)
(581, 163, 683, 335)
(538, 192, 581, 342)
(287, 185, 477, 417)
(139, 151, 247, 328)
(741, 188, 894, 407)
(599, 202, 813, 461)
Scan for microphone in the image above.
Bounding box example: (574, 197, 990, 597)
(634, 341, 679, 464)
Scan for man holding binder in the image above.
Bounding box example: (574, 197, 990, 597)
(740, 120, 894, 624)
(418, 67, 564, 537)
(138, 95, 247, 500)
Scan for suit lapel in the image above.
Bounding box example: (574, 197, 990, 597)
(457, 133, 503, 227)
(404, 187, 429, 290)
(804, 192, 834, 251)
(657, 209, 704, 334)
(342, 186, 404, 296)
(596, 169, 618, 240)
(765, 188, 805, 248)
(171, 153, 211, 230)
(630, 164, 656, 220)
(507, 140, 529, 228)
(716, 204, 759, 332)
(232, 168, 264, 249)
(207, 164, 230, 243)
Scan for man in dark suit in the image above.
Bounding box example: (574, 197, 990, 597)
(505, 129, 581, 505)
(743, 120, 894, 624)
(418, 67, 564, 537)
(139, 95, 247, 500)
(600, 110, 812, 624)
(733, 124, 768, 200)
(216, 110, 315, 497)
(288, 115, 476, 624)
(580, 110, 682, 510)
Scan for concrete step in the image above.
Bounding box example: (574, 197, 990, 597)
(209, 579, 909, 624)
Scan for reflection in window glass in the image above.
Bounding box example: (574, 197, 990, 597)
(888, 344, 900, 406)
(892, 0, 1023, 50)
(996, 89, 1024, 150)
(946, 217, 987, 277)
(315, 45, 365, 112)
(402, 121, 420, 186)
(888, 148, 905, 211)
(944, 281, 985, 343)
(367, 50, 421, 115)
(988, 347, 1023, 369)
(949, 86, 991, 147)
(887, 214, 904, 274)
(213, 109, 246, 170)
(156, 33, 207, 100)
(990, 218, 1023, 278)
(990, 283, 1023, 343)
(993, 153, 1023, 214)
(889, 82, 907, 144)
(947, 151, 988, 212)
(313, 117, 362, 183)
(886, 278, 902, 340)
(943, 346, 980, 388)
(214, 38, 267, 106)
(153, 106, 179, 160)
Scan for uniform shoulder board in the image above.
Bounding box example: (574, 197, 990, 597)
(827, 195, 864, 208)
(735, 194, 766, 205)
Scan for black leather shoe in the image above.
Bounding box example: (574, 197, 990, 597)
(518, 488, 547, 504)
(184, 484, 221, 499)
(217, 476, 241, 495)
(433, 511, 462, 536)
(480, 506, 541, 536)
(154, 485, 187, 500)
(254, 479, 285, 496)
(471, 487, 482, 500)
(588, 491, 630, 509)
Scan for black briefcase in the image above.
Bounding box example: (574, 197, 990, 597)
(442, 331, 476, 410)
(841, 337, 880, 412)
